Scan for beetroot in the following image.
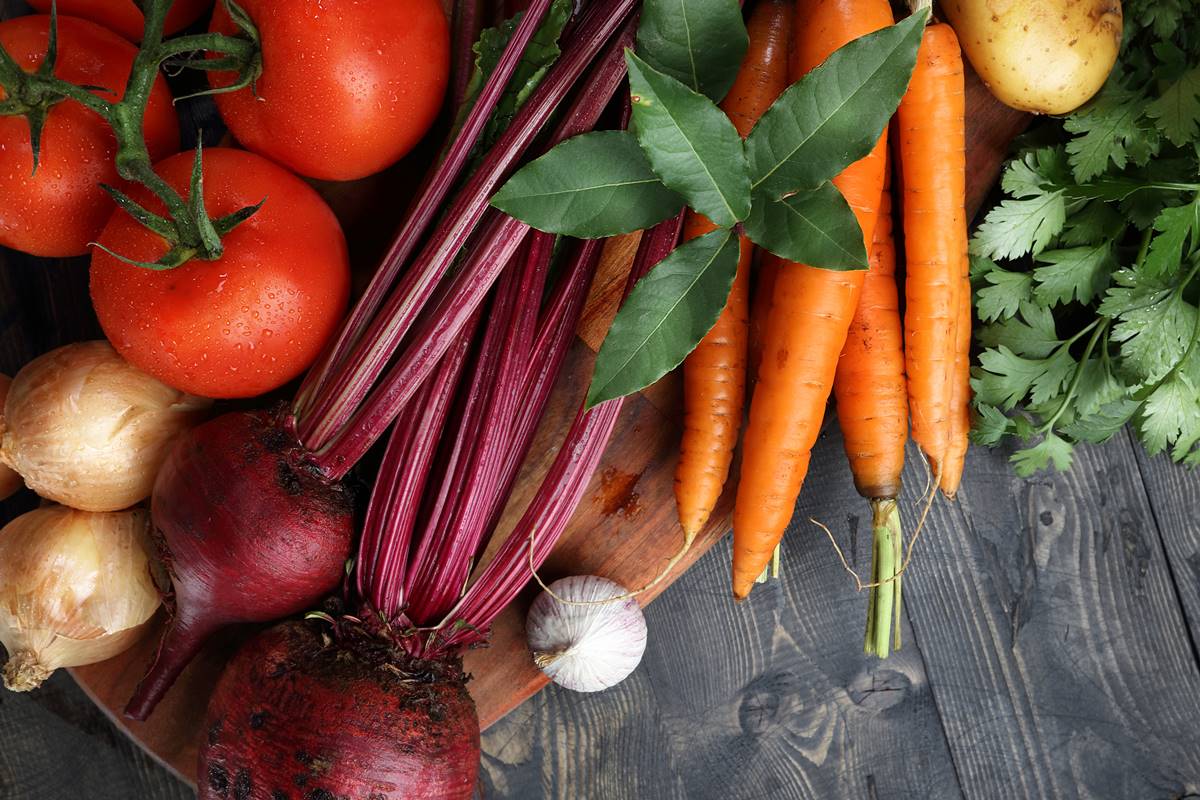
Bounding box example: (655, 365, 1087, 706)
(125, 410, 354, 721)
(199, 621, 479, 800)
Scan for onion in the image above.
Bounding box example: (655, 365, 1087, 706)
(0, 341, 210, 512)
(0, 375, 22, 501)
(0, 505, 162, 691)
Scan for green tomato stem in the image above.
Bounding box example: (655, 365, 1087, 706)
(0, 0, 262, 267)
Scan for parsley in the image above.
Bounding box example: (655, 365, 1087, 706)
(970, 7, 1200, 473)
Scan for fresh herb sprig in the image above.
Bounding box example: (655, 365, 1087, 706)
(970, 1, 1200, 474)
(491, 0, 928, 406)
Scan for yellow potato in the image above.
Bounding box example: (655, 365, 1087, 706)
(941, 0, 1122, 115)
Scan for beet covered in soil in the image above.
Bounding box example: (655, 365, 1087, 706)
(199, 620, 480, 800)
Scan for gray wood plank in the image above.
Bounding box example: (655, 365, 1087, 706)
(1131, 441, 1200, 672)
(483, 447, 962, 800)
(0, 673, 191, 800)
(884, 430, 1200, 800)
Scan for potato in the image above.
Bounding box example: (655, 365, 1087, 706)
(941, 0, 1122, 115)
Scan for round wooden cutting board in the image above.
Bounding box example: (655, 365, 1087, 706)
(45, 41, 1031, 791)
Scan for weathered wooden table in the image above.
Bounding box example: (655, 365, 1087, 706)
(3, 430, 1200, 799)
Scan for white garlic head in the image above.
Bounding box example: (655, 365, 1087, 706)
(0, 505, 162, 691)
(0, 341, 210, 511)
(526, 575, 647, 692)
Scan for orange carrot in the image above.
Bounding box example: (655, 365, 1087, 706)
(749, 250, 782, 378)
(732, 0, 894, 600)
(897, 21, 967, 484)
(675, 0, 792, 538)
(939, 269, 972, 497)
(832, 166, 908, 656)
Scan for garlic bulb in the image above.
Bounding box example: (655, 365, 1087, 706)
(0, 375, 21, 501)
(526, 575, 647, 692)
(0, 505, 162, 691)
(0, 341, 210, 511)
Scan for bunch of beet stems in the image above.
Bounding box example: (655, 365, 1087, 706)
(358, 216, 683, 652)
(127, 0, 645, 720)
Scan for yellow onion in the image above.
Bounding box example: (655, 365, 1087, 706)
(0, 375, 21, 501)
(0, 505, 162, 691)
(0, 341, 210, 511)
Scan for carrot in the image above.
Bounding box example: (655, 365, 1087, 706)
(748, 250, 782, 378)
(896, 20, 967, 485)
(939, 270, 972, 498)
(731, 0, 894, 600)
(832, 165, 908, 656)
(675, 0, 792, 538)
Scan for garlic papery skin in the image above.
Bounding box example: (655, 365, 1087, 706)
(0, 505, 162, 692)
(526, 575, 647, 693)
(0, 341, 210, 512)
(0, 375, 22, 502)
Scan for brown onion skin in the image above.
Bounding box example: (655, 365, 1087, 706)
(126, 410, 354, 721)
(199, 621, 480, 800)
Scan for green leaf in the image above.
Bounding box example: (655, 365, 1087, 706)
(1032, 242, 1115, 307)
(971, 191, 1066, 260)
(626, 52, 750, 227)
(972, 344, 1075, 410)
(975, 263, 1033, 322)
(1137, 370, 1200, 454)
(1142, 197, 1200, 279)
(1147, 67, 1200, 146)
(1060, 201, 1126, 246)
(490, 131, 685, 237)
(1103, 269, 1197, 385)
(1062, 398, 1141, 445)
(744, 10, 927, 197)
(1010, 433, 1075, 476)
(1064, 84, 1159, 182)
(742, 183, 866, 269)
(976, 301, 1063, 358)
(460, 0, 572, 153)
(588, 228, 741, 406)
(970, 403, 1013, 445)
(1074, 357, 1129, 417)
(635, 0, 749, 102)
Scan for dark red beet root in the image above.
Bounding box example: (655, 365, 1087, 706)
(199, 621, 480, 800)
(126, 410, 354, 721)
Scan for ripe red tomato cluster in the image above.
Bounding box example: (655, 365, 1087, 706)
(0, 0, 450, 398)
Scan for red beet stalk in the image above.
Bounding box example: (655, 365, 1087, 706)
(306, 18, 637, 478)
(295, 0, 639, 455)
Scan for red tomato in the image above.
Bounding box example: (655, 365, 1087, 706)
(0, 15, 179, 257)
(26, 0, 214, 42)
(90, 148, 351, 399)
(208, 0, 450, 181)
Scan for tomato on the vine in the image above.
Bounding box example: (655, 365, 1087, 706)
(0, 15, 179, 258)
(27, 0, 214, 42)
(208, 0, 450, 181)
(90, 148, 351, 399)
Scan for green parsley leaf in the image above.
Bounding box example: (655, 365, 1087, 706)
(1032, 241, 1115, 307)
(970, 403, 1012, 445)
(1010, 432, 1075, 476)
(976, 301, 1063, 358)
(1147, 67, 1200, 146)
(972, 344, 1075, 410)
(1103, 269, 1197, 384)
(1142, 196, 1200, 279)
(1064, 84, 1159, 182)
(975, 262, 1033, 322)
